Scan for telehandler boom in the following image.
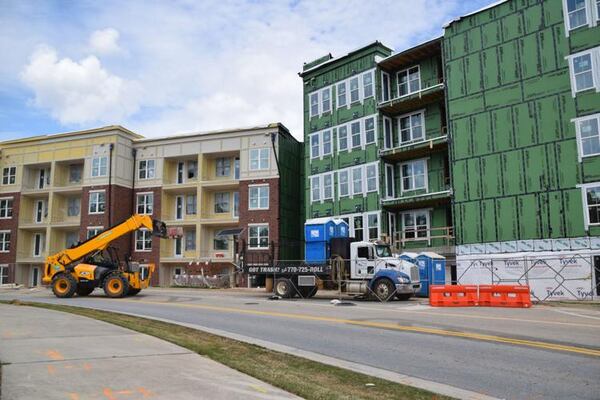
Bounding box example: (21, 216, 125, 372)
(43, 214, 167, 298)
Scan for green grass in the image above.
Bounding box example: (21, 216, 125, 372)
(4, 300, 452, 400)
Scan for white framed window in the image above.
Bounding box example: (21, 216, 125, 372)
(138, 160, 155, 180)
(366, 212, 379, 240)
(88, 191, 105, 214)
(67, 197, 80, 217)
(187, 160, 198, 180)
(249, 148, 270, 170)
(37, 168, 49, 189)
(322, 87, 331, 114)
(233, 191, 239, 217)
(234, 157, 240, 180)
(175, 195, 184, 219)
(332, 211, 380, 242)
(310, 92, 319, 118)
(402, 209, 430, 240)
(136, 193, 154, 215)
(366, 164, 378, 192)
(381, 71, 391, 102)
(214, 235, 228, 250)
(385, 164, 395, 199)
(574, 113, 600, 160)
(249, 185, 269, 210)
(2, 166, 16, 185)
(323, 172, 334, 200)
(33, 233, 45, 257)
(69, 164, 82, 184)
(352, 167, 363, 195)
(562, 0, 591, 32)
(91, 156, 108, 177)
(362, 71, 374, 99)
(0, 198, 13, 218)
(322, 130, 332, 156)
(135, 229, 152, 251)
(401, 159, 427, 192)
(397, 65, 421, 97)
(310, 130, 335, 160)
(337, 125, 348, 151)
(214, 192, 230, 213)
(399, 110, 425, 143)
(351, 121, 361, 148)
(174, 237, 183, 257)
(0, 264, 8, 284)
(216, 158, 231, 177)
(0, 231, 10, 252)
(567, 47, 600, 96)
(338, 170, 349, 198)
(87, 226, 103, 239)
(186, 194, 197, 215)
(579, 182, 600, 228)
(248, 224, 269, 249)
(383, 116, 393, 149)
(310, 133, 320, 159)
(185, 230, 196, 251)
(65, 231, 79, 248)
(34, 199, 46, 223)
(364, 117, 376, 144)
(311, 175, 321, 203)
(337, 82, 347, 108)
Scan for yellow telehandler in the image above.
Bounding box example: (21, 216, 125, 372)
(43, 214, 168, 298)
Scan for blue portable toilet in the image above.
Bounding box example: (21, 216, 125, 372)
(399, 252, 419, 264)
(304, 218, 336, 242)
(415, 252, 446, 297)
(332, 219, 349, 238)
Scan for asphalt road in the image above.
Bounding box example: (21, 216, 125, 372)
(2, 287, 599, 400)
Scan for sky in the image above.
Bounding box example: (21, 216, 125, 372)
(0, 0, 494, 142)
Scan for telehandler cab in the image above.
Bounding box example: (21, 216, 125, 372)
(43, 214, 168, 298)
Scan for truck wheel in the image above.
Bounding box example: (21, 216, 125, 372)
(76, 286, 95, 296)
(127, 288, 141, 296)
(52, 273, 77, 298)
(274, 278, 294, 298)
(396, 294, 412, 301)
(103, 272, 130, 298)
(297, 285, 318, 298)
(372, 279, 395, 302)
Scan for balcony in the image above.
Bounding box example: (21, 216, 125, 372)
(382, 169, 452, 211)
(52, 161, 83, 192)
(18, 195, 50, 227)
(16, 230, 47, 262)
(380, 130, 448, 162)
(378, 77, 444, 116)
(162, 157, 200, 188)
(21, 163, 52, 193)
(199, 189, 239, 223)
(200, 153, 240, 189)
(390, 226, 455, 258)
(50, 193, 81, 227)
(159, 230, 197, 263)
(198, 226, 236, 262)
(161, 192, 199, 225)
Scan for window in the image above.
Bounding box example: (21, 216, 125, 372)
(34, 200, 46, 223)
(401, 159, 427, 192)
(565, 0, 588, 30)
(91, 156, 108, 177)
(0, 198, 13, 218)
(33, 233, 44, 257)
(399, 111, 424, 143)
(249, 185, 269, 210)
(364, 117, 376, 144)
(186, 194, 197, 215)
(138, 160, 155, 180)
(214, 236, 228, 250)
(311, 175, 321, 202)
(398, 66, 420, 96)
(233, 192, 239, 217)
(185, 230, 196, 251)
(0, 265, 8, 284)
(323, 173, 333, 200)
(381, 71, 391, 102)
(187, 160, 198, 180)
(322, 87, 331, 114)
(352, 167, 363, 195)
(175, 196, 184, 219)
(567, 47, 600, 96)
(338, 126, 348, 151)
(351, 121, 361, 148)
(216, 158, 231, 177)
(322, 130, 332, 155)
(0, 231, 10, 252)
(214, 192, 230, 213)
(234, 157, 240, 180)
(353, 215, 363, 241)
(88, 191, 105, 214)
(338, 170, 349, 198)
(383, 116, 393, 149)
(69, 165, 82, 184)
(2, 167, 16, 185)
(135, 229, 152, 251)
(249, 148, 269, 170)
(402, 210, 429, 239)
(310, 134, 320, 159)
(385, 164, 395, 198)
(582, 184, 600, 226)
(65, 232, 78, 248)
(38, 168, 49, 189)
(174, 237, 182, 256)
(136, 193, 153, 215)
(366, 164, 378, 192)
(349, 77, 360, 103)
(337, 82, 347, 108)
(362, 71, 374, 99)
(248, 224, 269, 249)
(177, 162, 185, 184)
(67, 197, 80, 217)
(87, 227, 103, 239)
(310, 92, 319, 118)
(367, 213, 379, 240)
(575, 113, 600, 158)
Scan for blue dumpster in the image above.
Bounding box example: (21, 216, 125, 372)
(415, 252, 446, 297)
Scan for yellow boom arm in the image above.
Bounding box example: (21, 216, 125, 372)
(43, 214, 166, 284)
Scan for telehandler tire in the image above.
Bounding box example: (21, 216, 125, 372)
(103, 272, 130, 298)
(76, 286, 95, 296)
(52, 273, 78, 298)
(127, 288, 141, 296)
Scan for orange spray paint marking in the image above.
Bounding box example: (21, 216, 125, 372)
(69, 393, 80, 400)
(137, 387, 154, 398)
(103, 388, 117, 400)
(46, 365, 56, 375)
(116, 390, 133, 395)
(45, 350, 64, 360)
(83, 363, 92, 371)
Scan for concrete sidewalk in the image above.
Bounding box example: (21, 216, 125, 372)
(0, 304, 299, 400)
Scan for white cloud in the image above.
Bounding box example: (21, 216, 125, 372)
(20, 46, 141, 125)
(89, 28, 122, 55)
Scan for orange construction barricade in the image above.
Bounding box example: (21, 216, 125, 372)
(480, 285, 532, 308)
(429, 285, 479, 307)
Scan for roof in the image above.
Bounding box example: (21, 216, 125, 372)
(377, 37, 442, 71)
(0, 125, 142, 146)
(299, 41, 393, 77)
(443, 0, 509, 28)
(305, 217, 347, 225)
(419, 251, 445, 259)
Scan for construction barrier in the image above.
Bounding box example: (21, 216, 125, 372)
(430, 284, 531, 308)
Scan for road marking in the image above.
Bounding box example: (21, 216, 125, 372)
(45, 349, 64, 360)
(119, 299, 600, 357)
(551, 308, 600, 321)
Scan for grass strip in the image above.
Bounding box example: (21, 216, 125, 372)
(5, 300, 452, 400)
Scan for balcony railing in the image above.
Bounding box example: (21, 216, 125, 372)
(379, 77, 444, 115)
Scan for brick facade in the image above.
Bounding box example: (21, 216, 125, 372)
(130, 187, 162, 286)
(0, 192, 19, 283)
